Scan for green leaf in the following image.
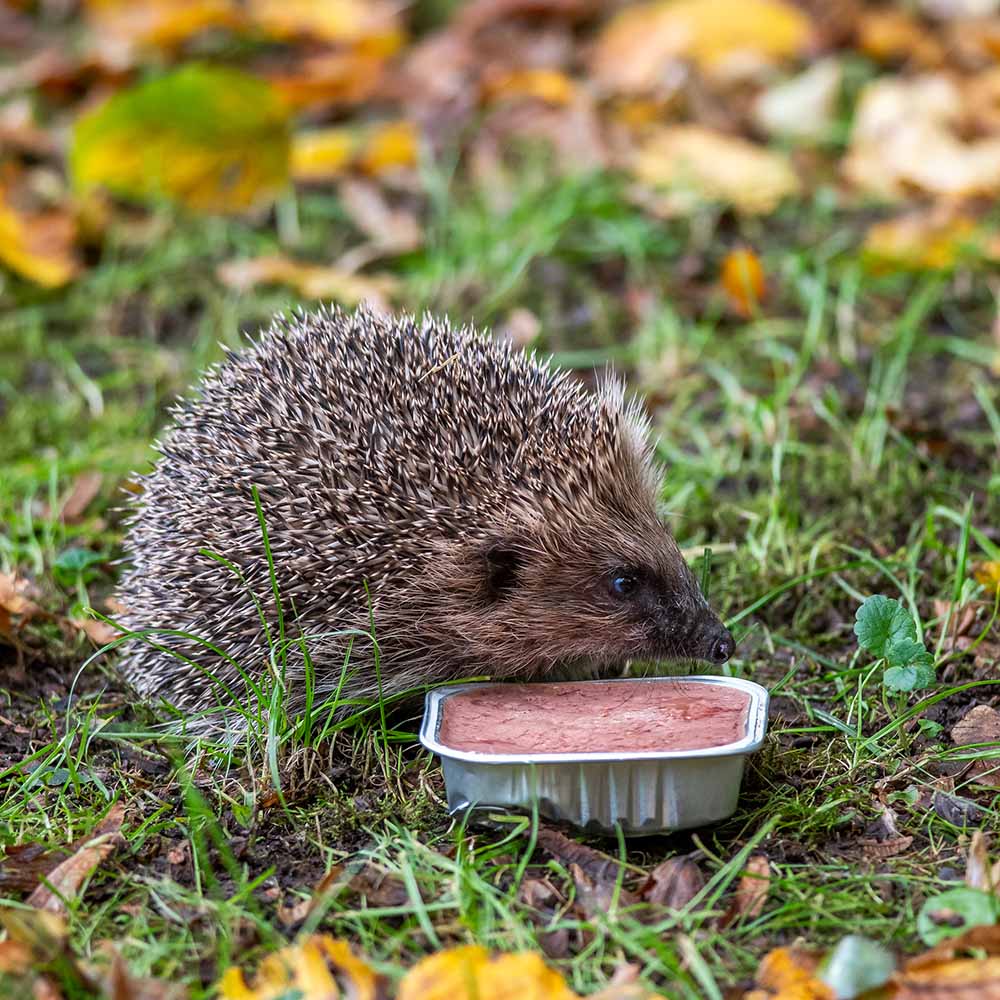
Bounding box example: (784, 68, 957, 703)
(853, 595, 916, 657)
(917, 888, 1000, 946)
(820, 935, 895, 999)
(883, 661, 936, 692)
(70, 64, 291, 213)
(885, 637, 933, 669)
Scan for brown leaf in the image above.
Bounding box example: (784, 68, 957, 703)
(0, 843, 73, 894)
(934, 791, 984, 826)
(338, 178, 422, 255)
(346, 862, 411, 909)
(857, 8, 946, 67)
(216, 255, 398, 310)
(59, 472, 103, 523)
(952, 706, 1000, 788)
(743, 945, 833, 1000)
(26, 804, 125, 914)
(536, 828, 627, 884)
(638, 855, 705, 909)
(0, 176, 79, 288)
(277, 866, 345, 927)
(964, 830, 998, 893)
(569, 862, 640, 919)
(70, 617, 120, 647)
(719, 854, 770, 928)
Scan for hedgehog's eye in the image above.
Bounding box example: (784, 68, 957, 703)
(610, 570, 639, 598)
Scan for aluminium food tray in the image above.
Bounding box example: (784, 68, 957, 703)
(420, 675, 769, 836)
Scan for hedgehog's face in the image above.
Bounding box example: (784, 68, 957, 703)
(474, 516, 734, 676)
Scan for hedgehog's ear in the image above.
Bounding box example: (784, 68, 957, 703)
(483, 539, 523, 600)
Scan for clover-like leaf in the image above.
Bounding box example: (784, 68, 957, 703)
(853, 595, 916, 657)
(885, 637, 933, 669)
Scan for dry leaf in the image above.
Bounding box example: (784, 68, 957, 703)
(592, 0, 813, 94)
(70, 616, 120, 646)
(217, 255, 398, 309)
(743, 946, 834, 1000)
(59, 472, 103, 523)
(218, 935, 380, 1000)
(638, 855, 705, 909)
(844, 74, 1000, 200)
(974, 562, 1000, 594)
(536, 828, 627, 884)
(292, 120, 418, 182)
(482, 68, 577, 105)
(569, 862, 641, 919)
(630, 125, 800, 215)
(862, 211, 997, 272)
(951, 706, 1000, 787)
(26, 804, 125, 914)
(246, 0, 403, 48)
(721, 247, 766, 316)
(857, 8, 946, 67)
(71, 64, 291, 213)
(720, 854, 770, 928)
(84, 0, 241, 58)
(753, 58, 841, 141)
(397, 945, 579, 1000)
(266, 47, 392, 111)
(339, 178, 422, 254)
(0, 180, 79, 288)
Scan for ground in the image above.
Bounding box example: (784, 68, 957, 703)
(2, 3, 1000, 999)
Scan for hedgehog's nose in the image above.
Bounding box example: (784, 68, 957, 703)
(709, 628, 735, 664)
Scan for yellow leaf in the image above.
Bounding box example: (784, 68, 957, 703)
(844, 73, 1000, 200)
(70, 64, 290, 213)
(216, 255, 398, 308)
(743, 947, 834, 1000)
(630, 125, 800, 215)
(482, 69, 578, 106)
(292, 121, 418, 181)
(218, 935, 379, 1000)
(268, 47, 390, 111)
(398, 945, 579, 1000)
(0, 183, 79, 288)
(862, 211, 997, 272)
(357, 120, 419, 176)
(592, 0, 813, 93)
(857, 8, 945, 68)
(84, 0, 242, 52)
(246, 0, 403, 48)
(974, 561, 1000, 595)
(720, 248, 766, 316)
(292, 128, 359, 181)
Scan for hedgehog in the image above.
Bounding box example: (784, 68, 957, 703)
(116, 305, 734, 733)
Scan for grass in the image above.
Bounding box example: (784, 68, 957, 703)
(2, 159, 1000, 998)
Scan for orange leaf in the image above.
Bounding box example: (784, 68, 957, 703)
(744, 947, 834, 1000)
(721, 248, 766, 317)
(482, 69, 578, 106)
(0, 182, 79, 288)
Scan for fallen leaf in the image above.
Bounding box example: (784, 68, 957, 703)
(638, 855, 705, 909)
(0, 179, 79, 288)
(536, 828, 627, 884)
(70, 616, 120, 646)
(482, 68, 577, 105)
(71, 64, 291, 213)
(291, 120, 418, 181)
(844, 73, 1000, 200)
(397, 945, 579, 1000)
(863, 211, 999, 272)
(964, 830, 999, 893)
(719, 854, 770, 928)
(857, 8, 946, 67)
(218, 935, 380, 1000)
(630, 125, 801, 215)
(26, 803, 125, 914)
(246, 0, 403, 48)
(591, 0, 813, 94)
(83, 0, 241, 59)
(266, 46, 393, 111)
(339, 178, 422, 255)
(951, 706, 1000, 787)
(217, 255, 398, 309)
(975, 562, 1000, 595)
(0, 572, 43, 621)
(721, 247, 766, 316)
(743, 946, 834, 1000)
(277, 867, 343, 927)
(934, 790, 983, 826)
(59, 472, 103, 523)
(569, 862, 641, 919)
(753, 58, 841, 141)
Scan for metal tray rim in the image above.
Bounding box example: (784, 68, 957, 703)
(420, 675, 769, 765)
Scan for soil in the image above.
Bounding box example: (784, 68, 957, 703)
(437, 680, 752, 754)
